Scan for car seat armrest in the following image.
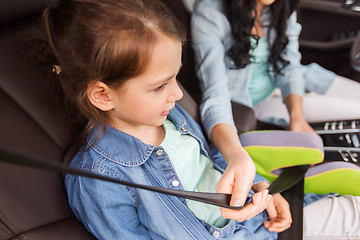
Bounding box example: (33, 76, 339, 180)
(239, 130, 324, 182)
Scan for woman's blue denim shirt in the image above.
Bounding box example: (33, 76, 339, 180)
(65, 104, 279, 240)
(191, 0, 337, 137)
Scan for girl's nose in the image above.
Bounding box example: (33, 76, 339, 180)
(168, 81, 183, 103)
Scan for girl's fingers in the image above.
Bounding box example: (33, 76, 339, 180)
(252, 190, 271, 209)
(264, 194, 292, 232)
(264, 219, 292, 232)
(220, 190, 272, 222)
(245, 190, 272, 220)
(220, 202, 258, 222)
(265, 198, 278, 220)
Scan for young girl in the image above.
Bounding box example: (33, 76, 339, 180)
(39, 0, 359, 239)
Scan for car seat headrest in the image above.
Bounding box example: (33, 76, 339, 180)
(0, 0, 55, 27)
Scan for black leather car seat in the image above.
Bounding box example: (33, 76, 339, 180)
(0, 1, 96, 239)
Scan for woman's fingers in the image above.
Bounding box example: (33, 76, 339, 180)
(215, 158, 255, 207)
(229, 176, 253, 207)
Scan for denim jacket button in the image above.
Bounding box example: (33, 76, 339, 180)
(156, 149, 164, 156)
(212, 231, 220, 238)
(181, 127, 187, 132)
(171, 179, 180, 187)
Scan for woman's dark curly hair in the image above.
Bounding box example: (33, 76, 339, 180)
(224, 0, 300, 75)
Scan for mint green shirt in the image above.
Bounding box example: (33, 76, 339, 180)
(249, 37, 276, 106)
(160, 120, 228, 227)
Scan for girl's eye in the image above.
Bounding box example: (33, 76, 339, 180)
(155, 83, 166, 92)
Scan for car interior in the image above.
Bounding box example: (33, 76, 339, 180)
(0, 0, 359, 239)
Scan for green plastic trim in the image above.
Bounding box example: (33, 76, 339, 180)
(304, 168, 360, 195)
(244, 145, 324, 182)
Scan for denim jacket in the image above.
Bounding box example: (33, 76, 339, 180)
(65, 104, 278, 240)
(191, 0, 336, 137)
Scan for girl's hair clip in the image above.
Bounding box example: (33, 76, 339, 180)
(52, 65, 62, 75)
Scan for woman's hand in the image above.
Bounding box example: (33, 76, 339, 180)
(216, 158, 271, 222)
(211, 123, 258, 205)
(216, 151, 256, 206)
(285, 94, 315, 134)
(210, 123, 272, 221)
(289, 113, 315, 134)
(263, 193, 292, 232)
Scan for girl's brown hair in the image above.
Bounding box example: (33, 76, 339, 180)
(40, 0, 186, 142)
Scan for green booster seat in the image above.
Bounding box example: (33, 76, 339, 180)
(239, 130, 360, 196)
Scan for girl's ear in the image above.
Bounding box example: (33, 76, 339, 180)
(87, 81, 114, 111)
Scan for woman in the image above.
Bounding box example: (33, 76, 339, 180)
(191, 0, 360, 136)
(191, 0, 360, 238)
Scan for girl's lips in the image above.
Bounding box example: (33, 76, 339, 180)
(161, 110, 170, 116)
(161, 105, 174, 116)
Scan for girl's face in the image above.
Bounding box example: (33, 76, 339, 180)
(108, 35, 183, 134)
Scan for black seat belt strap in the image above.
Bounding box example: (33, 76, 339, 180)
(0, 148, 307, 210)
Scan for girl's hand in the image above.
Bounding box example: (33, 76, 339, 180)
(263, 193, 292, 232)
(218, 188, 272, 222)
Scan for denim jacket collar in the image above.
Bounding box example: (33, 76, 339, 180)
(86, 104, 189, 167)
